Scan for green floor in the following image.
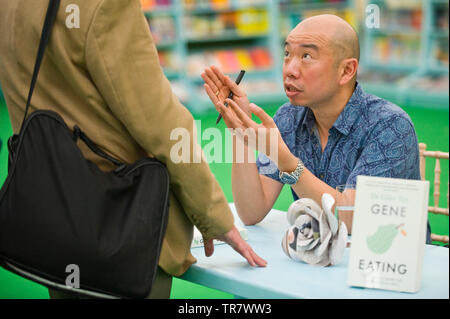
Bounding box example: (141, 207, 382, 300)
(0, 97, 448, 299)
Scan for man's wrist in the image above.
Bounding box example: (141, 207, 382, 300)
(277, 143, 298, 173)
(279, 156, 305, 185)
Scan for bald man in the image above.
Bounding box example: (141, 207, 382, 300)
(202, 14, 432, 243)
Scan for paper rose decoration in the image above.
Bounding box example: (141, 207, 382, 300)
(281, 193, 348, 266)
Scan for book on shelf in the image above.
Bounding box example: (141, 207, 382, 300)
(280, 7, 356, 37)
(170, 81, 190, 102)
(371, 35, 421, 66)
(279, 0, 347, 5)
(410, 75, 449, 93)
(141, 0, 172, 10)
(379, 5, 422, 30)
(187, 47, 272, 76)
(184, 0, 229, 10)
(431, 38, 449, 67)
(433, 2, 449, 31)
(235, 9, 268, 36)
(158, 51, 180, 72)
(184, 0, 267, 10)
(184, 9, 268, 39)
(146, 15, 176, 46)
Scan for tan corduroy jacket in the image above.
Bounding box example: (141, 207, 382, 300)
(0, 0, 234, 276)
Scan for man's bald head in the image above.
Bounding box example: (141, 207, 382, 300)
(289, 14, 360, 64)
(283, 14, 360, 107)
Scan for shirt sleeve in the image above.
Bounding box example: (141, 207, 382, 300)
(256, 152, 282, 182)
(255, 106, 288, 183)
(346, 114, 421, 185)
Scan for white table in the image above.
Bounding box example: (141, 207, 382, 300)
(179, 204, 449, 299)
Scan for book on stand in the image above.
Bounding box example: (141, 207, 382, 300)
(348, 175, 429, 293)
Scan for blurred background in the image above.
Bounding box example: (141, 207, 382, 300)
(0, 0, 448, 299)
(140, 0, 448, 112)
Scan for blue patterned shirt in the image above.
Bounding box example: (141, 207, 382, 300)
(256, 83, 431, 243)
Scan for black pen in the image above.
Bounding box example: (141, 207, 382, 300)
(216, 70, 246, 125)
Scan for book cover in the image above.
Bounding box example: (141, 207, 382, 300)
(191, 225, 248, 248)
(348, 175, 429, 293)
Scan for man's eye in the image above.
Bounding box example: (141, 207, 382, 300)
(303, 53, 312, 59)
(284, 50, 290, 57)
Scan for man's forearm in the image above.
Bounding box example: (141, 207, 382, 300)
(292, 168, 335, 206)
(231, 140, 268, 225)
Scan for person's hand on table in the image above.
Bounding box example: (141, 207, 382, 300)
(203, 226, 267, 267)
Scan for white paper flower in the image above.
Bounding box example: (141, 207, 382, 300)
(281, 193, 348, 266)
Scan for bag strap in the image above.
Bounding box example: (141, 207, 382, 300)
(20, 0, 61, 131)
(72, 125, 125, 169)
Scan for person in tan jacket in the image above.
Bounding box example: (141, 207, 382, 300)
(0, 0, 266, 298)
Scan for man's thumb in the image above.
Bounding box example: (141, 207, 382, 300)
(203, 238, 214, 257)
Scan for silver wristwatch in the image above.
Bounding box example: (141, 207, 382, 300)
(279, 158, 305, 185)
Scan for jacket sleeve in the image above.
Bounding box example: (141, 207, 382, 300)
(84, 0, 233, 240)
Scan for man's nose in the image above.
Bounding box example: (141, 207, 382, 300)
(284, 59, 301, 79)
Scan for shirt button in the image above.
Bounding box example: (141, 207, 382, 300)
(320, 174, 324, 180)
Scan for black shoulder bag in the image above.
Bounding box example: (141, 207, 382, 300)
(0, 0, 170, 299)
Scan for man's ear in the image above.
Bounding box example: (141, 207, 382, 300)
(338, 58, 358, 86)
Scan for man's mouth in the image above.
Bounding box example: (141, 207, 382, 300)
(285, 84, 303, 97)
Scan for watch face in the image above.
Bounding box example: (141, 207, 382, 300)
(280, 173, 297, 185)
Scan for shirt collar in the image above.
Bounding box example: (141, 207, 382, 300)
(332, 82, 365, 135)
(300, 82, 366, 136)
(300, 107, 316, 135)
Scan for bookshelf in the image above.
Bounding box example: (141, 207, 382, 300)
(142, 0, 287, 113)
(358, 0, 449, 110)
(0, 1, 446, 112)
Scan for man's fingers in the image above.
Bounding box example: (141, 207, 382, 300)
(211, 65, 227, 84)
(226, 98, 254, 128)
(217, 101, 245, 131)
(219, 226, 267, 268)
(205, 67, 224, 93)
(201, 71, 220, 97)
(203, 238, 214, 257)
(224, 74, 245, 98)
(206, 84, 232, 122)
(218, 101, 246, 130)
(251, 249, 268, 267)
(239, 244, 267, 267)
(241, 243, 267, 267)
(210, 65, 245, 98)
(206, 66, 223, 85)
(204, 83, 220, 105)
(241, 249, 256, 267)
(250, 103, 274, 127)
(230, 237, 267, 268)
(229, 240, 254, 266)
